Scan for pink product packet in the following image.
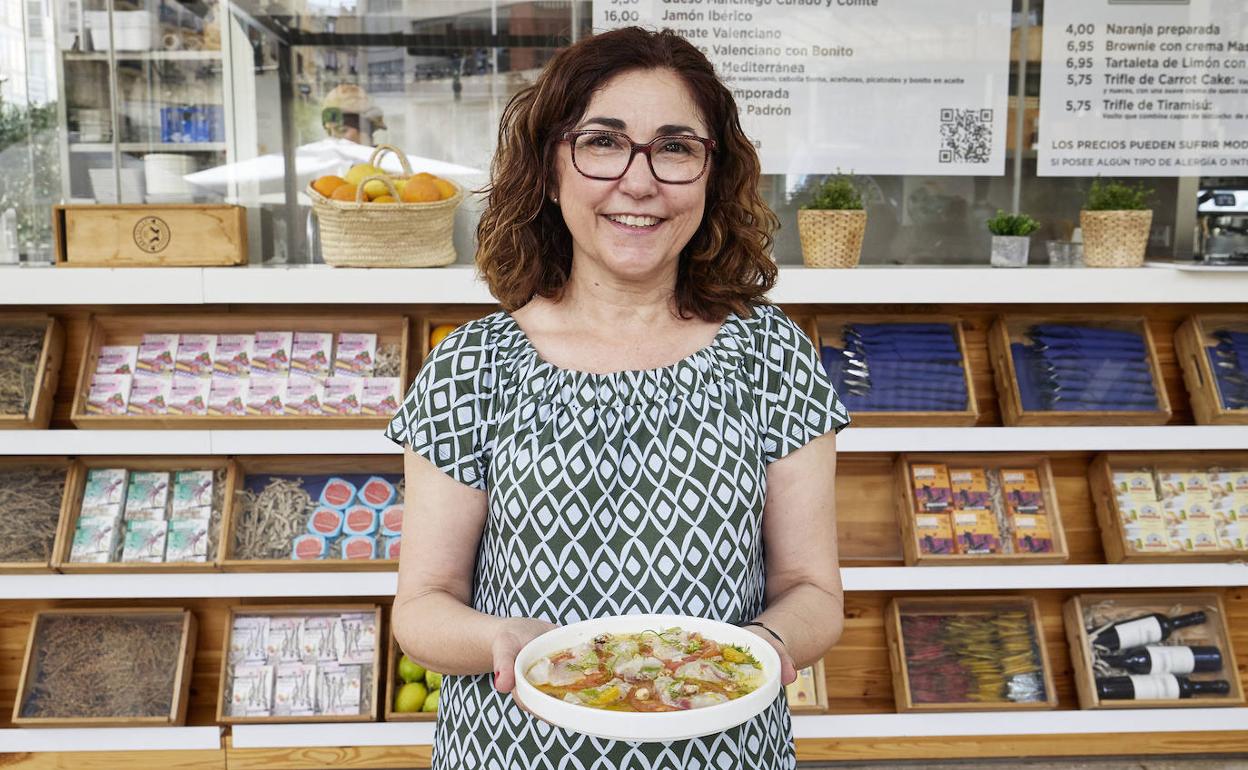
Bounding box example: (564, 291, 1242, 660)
(291, 332, 334, 380)
(175, 334, 218, 379)
(322, 377, 363, 416)
(333, 333, 377, 377)
(360, 378, 400, 416)
(285, 378, 325, 416)
(127, 375, 172, 415)
(245, 376, 288, 416)
(214, 334, 254, 378)
(86, 373, 132, 415)
(207, 378, 248, 416)
(95, 345, 138, 375)
(168, 378, 210, 416)
(135, 333, 179, 378)
(251, 332, 293, 376)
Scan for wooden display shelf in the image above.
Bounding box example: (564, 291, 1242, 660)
(1174, 314, 1248, 426)
(893, 453, 1069, 565)
(809, 315, 980, 427)
(51, 457, 234, 573)
(216, 604, 382, 725)
(988, 315, 1172, 427)
(0, 457, 73, 574)
(383, 632, 436, 722)
(1064, 592, 1245, 710)
(220, 456, 401, 572)
(70, 313, 409, 429)
(1088, 451, 1247, 563)
(885, 595, 1059, 713)
(0, 315, 65, 430)
(417, 310, 492, 362)
(12, 607, 197, 727)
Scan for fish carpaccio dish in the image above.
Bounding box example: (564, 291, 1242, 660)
(525, 628, 765, 711)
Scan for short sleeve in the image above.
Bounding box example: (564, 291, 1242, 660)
(757, 305, 851, 464)
(384, 322, 492, 490)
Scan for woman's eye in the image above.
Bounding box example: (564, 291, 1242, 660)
(661, 141, 691, 154)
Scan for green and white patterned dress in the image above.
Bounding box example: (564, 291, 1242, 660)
(384, 303, 849, 770)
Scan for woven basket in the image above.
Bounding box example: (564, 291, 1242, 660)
(1080, 209, 1151, 268)
(309, 143, 463, 268)
(797, 209, 866, 268)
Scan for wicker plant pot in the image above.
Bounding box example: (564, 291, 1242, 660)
(797, 209, 866, 268)
(1080, 209, 1152, 268)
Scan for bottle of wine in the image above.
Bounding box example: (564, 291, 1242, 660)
(1093, 611, 1207, 651)
(1101, 645, 1222, 675)
(1096, 674, 1231, 701)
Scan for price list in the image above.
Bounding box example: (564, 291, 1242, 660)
(1038, 0, 1248, 176)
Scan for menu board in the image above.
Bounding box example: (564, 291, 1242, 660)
(594, 0, 1012, 176)
(1038, 0, 1248, 176)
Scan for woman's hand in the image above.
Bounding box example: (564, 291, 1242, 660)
(744, 626, 797, 686)
(491, 617, 558, 716)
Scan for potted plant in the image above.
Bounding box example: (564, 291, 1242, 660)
(1080, 179, 1154, 267)
(986, 210, 1040, 268)
(797, 172, 866, 268)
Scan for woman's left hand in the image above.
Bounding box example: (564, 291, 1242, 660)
(744, 626, 797, 686)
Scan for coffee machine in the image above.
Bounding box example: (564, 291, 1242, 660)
(1197, 180, 1248, 264)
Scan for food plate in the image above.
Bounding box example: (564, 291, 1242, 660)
(513, 614, 781, 743)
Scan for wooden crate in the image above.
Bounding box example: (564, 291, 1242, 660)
(894, 454, 1069, 566)
(786, 660, 828, 714)
(0, 457, 74, 574)
(1174, 315, 1248, 426)
(1064, 592, 1245, 709)
(885, 595, 1058, 713)
(1088, 452, 1247, 563)
(216, 604, 382, 724)
(383, 631, 437, 722)
(12, 607, 197, 727)
(417, 309, 495, 362)
(0, 314, 65, 430)
(51, 457, 235, 573)
(52, 204, 247, 266)
(811, 315, 979, 427)
(221, 456, 402, 572)
(70, 312, 409, 429)
(988, 315, 1171, 426)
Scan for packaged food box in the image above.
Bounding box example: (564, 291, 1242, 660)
(174, 334, 217, 379)
(251, 332, 293, 376)
(950, 468, 991, 511)
(173, 470, 215, 513)
(95, 345, 138, 375)
(136, 333, 178, 378)
(333, 332, 377, 377)
(245, 376, 287, 416)
(951, 509, 1002, 555)
(125, 471, 170, 513)
(121, 519, 168, 562)
(165, 518, 210, 563)
(127, 376, 171, 415)
(361, 377, 401, 416)
(1011, 514, 1054, 553)
(285, 378, 325, 416)
(291, 332, 333, 381)
(911, 464, 953, 512)
(86, 373, 132, 415)
(208, 378, 248, 416)
(214, 334, 254, 379)
(167, 378, 210, 416)
(322, 377, 363, 416)
(1001, 468, 1045, 516)
(914, 513, 954, 555)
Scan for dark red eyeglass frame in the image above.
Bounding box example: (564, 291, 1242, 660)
(560, 130, 717, 184)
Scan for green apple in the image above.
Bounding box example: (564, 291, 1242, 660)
(398, 655, 426, 684)
(425, 671, 442, 691)
(422, 688, 439, 712)
(394, 682, 428, 713)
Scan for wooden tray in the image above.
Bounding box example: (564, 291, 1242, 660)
(811, 315, 979, 427)
(1064, 592, 1245, 709)
(383, 630, 438, 722)
(0, 457, 73, 574)
(0, 314, 65, 430)
(988, 315, 1171, 426)
(51, 457, 234, 573)
(1088, 451, 1247, 563)
(53, 204, 247, 266)
(70, 312, 409, 428)
(221, 456, 402, 572)
(12, 607, 196, 727)
(1174, 314, 1248, 426)
(216, 604, 382, 724)
(885, 595, 1058, 713)
(893, 453, 1069, 565)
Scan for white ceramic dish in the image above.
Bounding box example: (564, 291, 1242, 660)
(513, 614, 781, 743)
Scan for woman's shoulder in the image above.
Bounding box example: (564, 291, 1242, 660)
(734, 302, 806, 347)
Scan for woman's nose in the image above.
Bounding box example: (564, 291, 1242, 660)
(617, 149, 660, 197)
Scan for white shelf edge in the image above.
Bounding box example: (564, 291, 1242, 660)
(0, 266, 206, 304)
(791, 708, 1248, 739)
(836, 426, 1248, 453)
(4, 564, 1244, 601)
(231, 721, 435, 749)
(0, 430, 213, 455)
(0, 726, 222, 753)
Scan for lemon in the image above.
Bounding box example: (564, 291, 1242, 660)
(425, 670, 442, 691)
(362, 178, 392, 200)
(430, 324, 457, 349)
(422, 689, 439, 712)
(395, 682, 428, 713)
(345, 163, 384, 186)
(399, 655, 426, 684)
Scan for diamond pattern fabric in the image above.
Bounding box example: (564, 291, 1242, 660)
(385, 304, 849, 769)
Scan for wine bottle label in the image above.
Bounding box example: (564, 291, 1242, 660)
(1128, 674, 1180, 700)
(1144, 646, 1196, 675)
(1114, 617, 1163, 648)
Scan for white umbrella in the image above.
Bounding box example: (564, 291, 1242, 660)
(183, 137, 483, 193)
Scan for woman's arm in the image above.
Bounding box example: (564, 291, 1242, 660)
(392, 448, 554, 680)
(748, 430, 843, 678)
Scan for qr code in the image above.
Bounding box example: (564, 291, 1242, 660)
(939, 108, 993, 164)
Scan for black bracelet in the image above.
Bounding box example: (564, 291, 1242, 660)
(738, 621, 785, 648)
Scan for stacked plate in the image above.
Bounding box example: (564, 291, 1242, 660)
(89, 167, 145, 203)
(144, 153, 197, 203)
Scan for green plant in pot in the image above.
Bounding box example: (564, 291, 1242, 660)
(797, 172, 866, 268)
(1080, 179, 1154, 267)
(986, 210, 1040, 268)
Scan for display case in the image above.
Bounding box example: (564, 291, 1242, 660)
(1174, 315, 1248, 426)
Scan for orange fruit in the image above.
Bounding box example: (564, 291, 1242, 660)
(330, 183, 360, 202)
(400, 178, 441, 203)
(432, 178, 456, 200)
(411, 172, 435, 183)
(371, 195, 397, 204)
(312, 175, 347, 197)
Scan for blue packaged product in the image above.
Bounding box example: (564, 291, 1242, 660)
(292, 533, 328, 560)
(319, 477, 357, 510)
(343, 505, 378, 537)
(307, 507, 344, 539)
(342, 534, 376, 560)
(358, 476, 396, 509)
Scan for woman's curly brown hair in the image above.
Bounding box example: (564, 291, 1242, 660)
(474, 26, 779, 322)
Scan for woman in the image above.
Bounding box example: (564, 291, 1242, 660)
(385, 26, 850, 769)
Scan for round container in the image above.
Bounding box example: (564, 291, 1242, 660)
(291, 534, 328, 560)
(344, 505, 378, 537)
(380, 504, 404, 538)
(319, 477, 357, 510)
(342, 534, 376, 560)
(307, 507, 344, 539)
(383, 536, 401, 560)
(360, 476, 396, 509)
(513, 614, 781, 743)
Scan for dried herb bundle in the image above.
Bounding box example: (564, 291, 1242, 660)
(375, 343, 401, 378)
(233, 476, 315, 560)
(0, 326, 44, 415)
(0, 467, 66, 563)
(208, 467, 226, 561)
(20, 613, 184, 719)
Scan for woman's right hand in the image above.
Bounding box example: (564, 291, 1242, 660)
(492, 617, 558, 716)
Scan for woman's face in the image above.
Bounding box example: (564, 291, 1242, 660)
(553, 68, 710, 285)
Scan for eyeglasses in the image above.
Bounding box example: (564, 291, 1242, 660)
(561, 130, 716, 184)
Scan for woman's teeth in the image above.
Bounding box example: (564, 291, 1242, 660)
(606, 214, 661, 228)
